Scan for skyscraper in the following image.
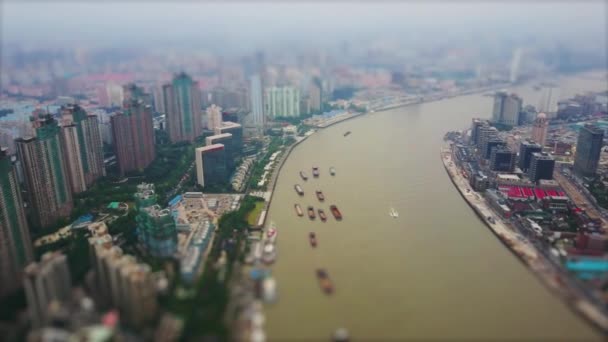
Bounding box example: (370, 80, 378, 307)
(195, 144, 228, 187)
(492, 92, 522, 126)
(60, 104, 105, 188)
(135, 183, 177, 258)
(574, 124, 604, 178)
(250, 74, 265, 135)
(309, 77, 323, 113)
(206, 133, 234, 171)
(111, 96, 156, 175)
(24, 252, 72, 327)
(206, 104, 223, 131)
(518, 141, 543, 172)
(264, 86, 301, 118)
(531, 112, 549, 147)
(16, 115, 73, 229)
(469, 118, 487, 146)
(528, 152, 555, 182)
(0, 147, 34, 298)
(163, 73, 203, 143)
(88, 222, 158, 328)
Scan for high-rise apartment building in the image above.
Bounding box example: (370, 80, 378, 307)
(528, 152, 555, 182)
(309, 77, 323, 113)
(0, 148, 34, 298)
(518, 141, 543, 172)
(250, 74, 265, 135)
(206, 104, 223, 131)
(60, 104, 105, 189)
(111, 96, 156, 175)
(24, 252, 72, 327)
(16, 115, 73, 229)
(88, 222, 158, 328)
(195, 144, 228, 187)
(264, 86, 301, 118)
(135, 184, 177, 258)
(163, 73, 203, 143)
(470, 118, 487, 146)
(574, 124, 604, 178)
(531, 112, 549, 147)
(492, 92, 522, 126)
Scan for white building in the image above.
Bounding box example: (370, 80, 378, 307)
(264, 86, 300, 118)
(206, 104, 222, 131)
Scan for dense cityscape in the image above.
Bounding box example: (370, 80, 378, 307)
(0, 1, 607, 341)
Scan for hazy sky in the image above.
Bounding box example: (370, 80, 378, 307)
(2, 1, 606, 49)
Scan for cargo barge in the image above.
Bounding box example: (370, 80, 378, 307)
(316, 190, 325, 201)
(343, 131, 351, 137)
(316, 268, 334, 294)
(307, 206, 316, 220)
(294, 204, 303, 217)
(312, 166, 320, 178)
(318, 209, 327, 221)
(329, 205, 342, 221)
(294, 184, 304, 196)
(300, 171, 308, 181)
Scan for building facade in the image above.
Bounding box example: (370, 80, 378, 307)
(195, 144, 228, 188)
(163, 73, 203, 143)
(309, 77, 323, 113)
(206, 104, 223, 131)
(16, 115, 73, 229)
(531, 112, 549, 147)
(0, 148, 34, 298)
(111, 97, 156, 175)
(135, 183, 178, 258)
(60, 105, 105, 189)
(264, 86, 300, 118)
(490, 147, 516, 172)
(249, 74, 265, 135)
(24, 252, 72, 327)
(574, 124, 604, 178)
(206, 133, 234, 171)
(518, 141, 543, 172)
(528, 152, 555, 183)
(88, 222, 158, 328)
(492, 92, 522, 126)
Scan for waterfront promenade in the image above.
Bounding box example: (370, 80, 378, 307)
(441, 144, 608, 332)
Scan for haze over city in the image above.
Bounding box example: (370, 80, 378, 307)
(0, 1, 607, 341)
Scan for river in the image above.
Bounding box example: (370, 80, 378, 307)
(263, 71, 607, 340)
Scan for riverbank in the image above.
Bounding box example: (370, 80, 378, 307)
(440, 143, 608, 333)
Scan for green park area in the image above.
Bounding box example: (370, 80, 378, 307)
(246, 201, 265, 225)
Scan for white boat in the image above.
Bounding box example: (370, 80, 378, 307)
(263, 277, 277, 303)
(389, 207, 399, 218)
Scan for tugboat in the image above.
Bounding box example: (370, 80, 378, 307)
(343, 131, 351, 137)
(294, 184, 304, 196)
(309, 232, 317, 248)
(318, 209, 327, 222)
(329, 205, 342, 221)
(300, 171, 308, 181)
(329, 167, 336, 176)
(307, 206, 316, 220)
(294, 204, 303, 217)
(312, 166, 320, 178)
(316, 190, 325, 201)
(316, 268, 334, 294)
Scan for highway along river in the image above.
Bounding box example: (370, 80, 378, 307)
(264, 72, 607, 340)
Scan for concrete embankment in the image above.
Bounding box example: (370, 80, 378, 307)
(440, 145, 608, 333)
